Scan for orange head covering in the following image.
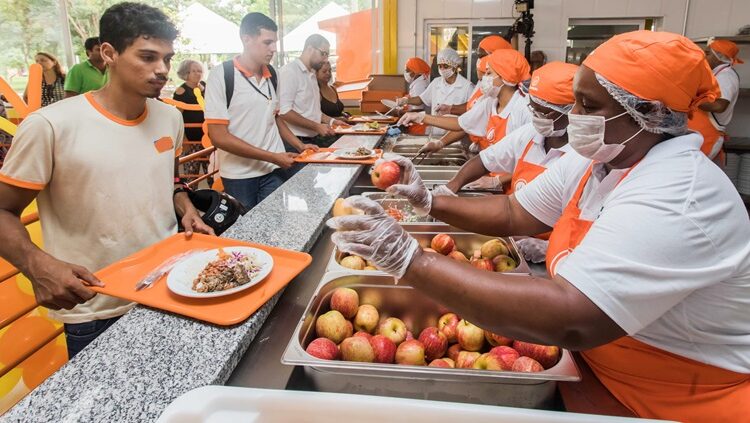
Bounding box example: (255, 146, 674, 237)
(709, 39, 744, 65)
(476, 56, 490, 73)
(528, 62, 578, 105)
(487, 49, 530, 86)
(405, 57, 431, 76)
(478, 35, 512, 53)
(583, 30, 720, 114)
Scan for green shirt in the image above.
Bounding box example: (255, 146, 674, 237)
(64, 60, 108, 94)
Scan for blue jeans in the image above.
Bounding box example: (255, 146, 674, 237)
(64, 316, 121, 359)
(222, 168, 287, 210)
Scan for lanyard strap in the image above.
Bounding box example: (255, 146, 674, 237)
(240, 73, 272, 101)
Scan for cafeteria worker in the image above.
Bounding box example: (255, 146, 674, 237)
(329, 31, 750, 422)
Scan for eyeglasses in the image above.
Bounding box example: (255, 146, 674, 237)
(313, 47, 330, 58)
(527, 103, 560, 119)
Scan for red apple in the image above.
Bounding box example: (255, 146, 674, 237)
(405, 331, 415, 341)
(447, 250, 469, 262)
(395, 340, 426, 366)
(315, 310, 349, 344)
(377, 317, 407, 345)
(305, 337, 340, 360)
(340, 336, 376, 362)
(470, 257, 494, 271)
(371, 161, 401, 190)
(484, 330, 513, 347)
(369, 334, 397, 364)
(344, 320, 354, 339)
(472, 353, 505, 371)
(353, 304, 380, 333)
(430, 234, 456, 255)
(428, 358, 455, 368)
(353, 331, 373, 341)
(456, 319, 484, 352)
(512, 341, 560, 369)
(330, 287, 359, 319)
(447, 344, 462, 362)
(512, 356, 544, 372)
(456, 351, 481, 369)
(438, 313, 460, 343)
(488, 346, 520, 370)
(418, 327, 448, 361)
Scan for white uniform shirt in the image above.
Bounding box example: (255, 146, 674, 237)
(479, 123, 572, 183)
(279, 58, 322, 138)
(419, 74, 474, 136)
(408, 74, 429, 98)
(458, 90, 531, 139)
(515, 133, 750, 373)
(205, 60, 285, 179)
(713, 64, 740, 127)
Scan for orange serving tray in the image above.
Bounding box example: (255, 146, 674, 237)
(294, 148, 382, 165)
(90, 233, 312, 326)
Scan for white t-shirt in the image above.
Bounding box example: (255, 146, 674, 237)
(458, 90, 531, 139)
(419, 74, 474, 136)
(713, 64, 740, 127)
(515, 133, 750, 373)
(0, 93, 183, 323)
(204, 59, 285, 179)
(279, 59, 322, 138)
(479, 123, 572, 186)
(408, 74, 429, 98)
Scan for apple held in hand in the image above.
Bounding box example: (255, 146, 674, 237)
(377, 317, 408, 345)
(512, 356, 544, 372)
(369, 335, 397, 364)
(418, 327, 448, 361)
(315, 310, 349, 344)
(430, 234, 456, 255)
(438, 312, 460, 343)
(305, 337, 340, 360)
(512, 340, 560, 369)
(395, 340, 426, 366)
(488, 346, 520, 370)
(456, 320, 485, 352)
(340, 336, 376, 362)
(330, 287, 359, 319)
(354, 304, 380, 333)
(371, 161, 401, 190)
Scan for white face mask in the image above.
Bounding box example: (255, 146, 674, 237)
(404, 72, 414, 84)
(480, 75, 500, 98)
(532, 113, 567, 138)
(438, 67, 455, 79)
(567, 111, 644, 163)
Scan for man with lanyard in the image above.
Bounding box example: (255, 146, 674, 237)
(205, 13, 318, 210)
(64, 37, 108, 97)
(279, 34, 348, 152)
(0, 2, 213, 358)
(688, 38, 743, 163)
(329, 31, 749, 421)
(399, 48, 532, 152)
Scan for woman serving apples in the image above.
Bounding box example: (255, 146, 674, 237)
(329, 31, 750, 422)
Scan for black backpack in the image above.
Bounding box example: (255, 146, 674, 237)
(222, 59, 278, 108)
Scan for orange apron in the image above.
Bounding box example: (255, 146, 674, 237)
(547, 164, 750, 421)
(466, 90, 488, 146)
(688, 64, 732, 162)
(481, 114, 509, 151)
(509, 140, 554, 239)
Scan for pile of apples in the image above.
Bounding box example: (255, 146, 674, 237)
(306, 287, 559, 372)
(427, 234, 518, 272)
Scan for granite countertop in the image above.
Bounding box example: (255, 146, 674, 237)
(1, 135, 384, 423)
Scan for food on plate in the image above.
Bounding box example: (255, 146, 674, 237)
(371, 161, 401, 190)
(430, 234, 456, 255)
(346, 147, 373, 156)
(191, 249, 262, 293)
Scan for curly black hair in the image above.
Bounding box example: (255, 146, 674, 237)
(99, 2, 178, 53)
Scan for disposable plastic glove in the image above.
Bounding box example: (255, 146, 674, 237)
(417, 140, 444, 155)
(431, 184, 458, 197)
(378, 154, 432, 215)
(465, 175, 502, 190)
(327, 196, 420, 278)
(516, 238, 549, 263)
(397, 111, 426, 127)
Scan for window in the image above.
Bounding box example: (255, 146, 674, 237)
(566, 18, 656, 65)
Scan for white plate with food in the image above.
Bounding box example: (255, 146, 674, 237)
(332, 147, 377, 160)
(167, 247, 274, 298)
